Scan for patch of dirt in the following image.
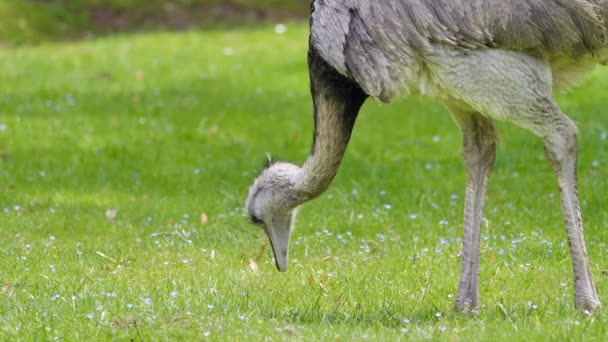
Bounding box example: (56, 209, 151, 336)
(89, 2, 307, 33)
(89, 6, 130, 32)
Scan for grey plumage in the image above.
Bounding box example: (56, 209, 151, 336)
(246, 0, 606, 313)
(311, 0, 608, 100)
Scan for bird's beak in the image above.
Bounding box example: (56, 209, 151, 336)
(266, 212, 293, 272)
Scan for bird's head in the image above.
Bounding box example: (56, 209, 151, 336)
(245, 161, 303, 271)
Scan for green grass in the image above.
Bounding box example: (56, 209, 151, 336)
(0, 0, 309, 45)
(1, 24, 608, 340)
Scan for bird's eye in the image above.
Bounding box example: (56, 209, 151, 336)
(249, 213, 264, 225)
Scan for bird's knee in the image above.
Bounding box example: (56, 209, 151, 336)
(543, 120, 578, 166)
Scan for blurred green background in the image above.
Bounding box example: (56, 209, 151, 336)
(0, 0, 309, 45)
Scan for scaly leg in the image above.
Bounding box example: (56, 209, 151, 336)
(543, 117, 600, 310)
(449, 106, 497, 313)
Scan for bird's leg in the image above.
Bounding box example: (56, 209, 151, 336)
(297, 47, 368, 198)
(543, 117, 600, 310)
(449, 107, 497, 314)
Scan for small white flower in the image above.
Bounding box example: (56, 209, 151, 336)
(274, 24, 287, 34)
(105, 209, 118, 220)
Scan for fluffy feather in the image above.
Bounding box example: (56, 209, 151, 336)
(310, 0, 608, 100)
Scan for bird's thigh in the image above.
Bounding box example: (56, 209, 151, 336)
(433, 48, 560, 137)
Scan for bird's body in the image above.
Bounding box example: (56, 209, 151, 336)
(312, 0, 608, 101)
(247, 0, 607, 312)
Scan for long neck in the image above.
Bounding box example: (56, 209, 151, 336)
(296, 48, 367, 200)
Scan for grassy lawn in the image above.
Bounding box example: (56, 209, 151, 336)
(0, 0, 309, 45)
(1, 24, 608, 340)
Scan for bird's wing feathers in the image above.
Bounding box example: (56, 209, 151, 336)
(310, 0, 608, 99)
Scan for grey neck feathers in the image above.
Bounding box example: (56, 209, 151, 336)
(292, 43, 368, 205)
(298, 99, 352, 199)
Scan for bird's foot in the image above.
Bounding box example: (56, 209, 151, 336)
(574, 295, 601, 313)
(454, 299, 479, 315)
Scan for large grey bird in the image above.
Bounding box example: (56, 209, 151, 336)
(246, 0, 607, 312)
